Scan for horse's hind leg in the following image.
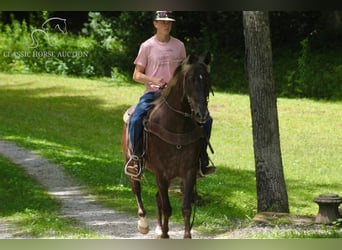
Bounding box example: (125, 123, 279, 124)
(155, 176, 171, 238)
(130, 179, 149, 234)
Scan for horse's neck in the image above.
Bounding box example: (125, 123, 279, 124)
(158, 81, 194, 132)
(165, 80, 188, 112)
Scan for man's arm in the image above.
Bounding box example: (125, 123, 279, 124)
(133, 64, 165, 88)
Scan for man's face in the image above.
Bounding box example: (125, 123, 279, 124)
(154, 20, 173, 35)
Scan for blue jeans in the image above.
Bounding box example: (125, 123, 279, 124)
(129, 92, 156, 151)
(129, 91, 213, 152)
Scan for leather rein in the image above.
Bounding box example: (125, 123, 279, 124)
(143, 96, 205, 146)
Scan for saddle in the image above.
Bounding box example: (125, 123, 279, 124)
(123, 104, 205, 147)
(123, 104, 137, 124)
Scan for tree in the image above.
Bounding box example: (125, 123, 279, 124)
(242, 11, 289, 213)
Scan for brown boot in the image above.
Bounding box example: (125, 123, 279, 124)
(124, 155, 143, 181)
(198, 152, 216, 177)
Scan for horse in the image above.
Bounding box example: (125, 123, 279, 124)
(121, 52, 212, 239)
(30, 17, 67, 48)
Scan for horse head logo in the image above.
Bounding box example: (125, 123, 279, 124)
(29, 17, 67, 48)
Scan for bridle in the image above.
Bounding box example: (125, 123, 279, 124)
(160, 69, 211, 123)
(161, 95, 193, 119)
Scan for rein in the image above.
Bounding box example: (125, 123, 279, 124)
(161, 95, 193, 119)
(143, 92, 205, 147)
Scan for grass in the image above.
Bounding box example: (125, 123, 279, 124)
(238, 227, 342, 239)
(0, 72, 341, 237)
(0, 154, 98, 238)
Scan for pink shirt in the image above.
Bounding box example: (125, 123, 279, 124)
(134, 35, 186, 92)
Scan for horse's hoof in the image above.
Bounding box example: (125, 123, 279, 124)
(184, 234, 192, 239)
(154, 226, 170, 238)
(156, 234, 170, 239)
(161, 234, 170, 239)
(138, 225, 149, 234)
(138, 218, 149, 234)
(155, 225, 162, 237)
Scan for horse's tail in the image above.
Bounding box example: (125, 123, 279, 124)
(29, 29, 50, 48)
(29, 29, 40, 48)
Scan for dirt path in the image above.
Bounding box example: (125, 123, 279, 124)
(0, 140, 212, 239)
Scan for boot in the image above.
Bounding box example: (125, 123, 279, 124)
(124, 141, 144, 181)
(124, 154, 143, 180)
(198, 149, 216, 177)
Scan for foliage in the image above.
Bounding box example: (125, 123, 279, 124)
(280, 38, 342, 99)
(332, 218, 342, 228)
(110, 11, 155, 71)
(82, 12, 129, 76)
(0, 12, 342, 99)
(0, 15, 127, 78)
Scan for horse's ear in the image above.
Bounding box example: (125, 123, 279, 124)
(202, 52, 212, 73)
(203, 52, 212, 66)
(184, 54, 197, 65)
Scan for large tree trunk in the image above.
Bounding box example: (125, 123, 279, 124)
(242, 11, 289, 213)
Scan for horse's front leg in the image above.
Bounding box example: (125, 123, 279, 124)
(182, 173, 196, 239)
(155, 176, 171, 238)
(155, 190, 163, 237)
(130, 179, 149, 234)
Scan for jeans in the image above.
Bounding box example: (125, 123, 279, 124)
(129, 91, 213, 153)
(129, 92, 156, 151)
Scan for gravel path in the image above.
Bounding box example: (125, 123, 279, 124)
(0, 140, 211, 239)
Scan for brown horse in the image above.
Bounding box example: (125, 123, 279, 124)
(122, 53, 212, 239)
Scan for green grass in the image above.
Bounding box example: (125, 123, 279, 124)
(237, 227, 342, 239)
(0, 72, 341, 237)
(0, 154, 97, 238)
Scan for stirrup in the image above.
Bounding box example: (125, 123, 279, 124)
(124, 155, 142, 178)
(198, 157, 216, 177)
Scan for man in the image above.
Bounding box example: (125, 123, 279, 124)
(125, 11, 215, 180)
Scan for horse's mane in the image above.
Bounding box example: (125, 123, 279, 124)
(152, 59, 187, 107)
(152, 53, 211, 109)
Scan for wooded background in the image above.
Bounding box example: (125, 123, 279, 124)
(1, 11, 341, 99)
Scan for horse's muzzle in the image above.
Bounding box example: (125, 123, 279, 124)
(194, 109, 209, 125)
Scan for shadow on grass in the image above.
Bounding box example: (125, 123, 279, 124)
(0, 155, 60, 217)
(196, 165, 256, 218)
(100, 164, 258, 228)
(0, 82, 132, 190)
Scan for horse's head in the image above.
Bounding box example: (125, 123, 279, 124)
(42, 17, 68, 34)
(181, 52, 213, 124)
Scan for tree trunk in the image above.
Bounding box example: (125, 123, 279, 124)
(242, 11, 289, 213)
